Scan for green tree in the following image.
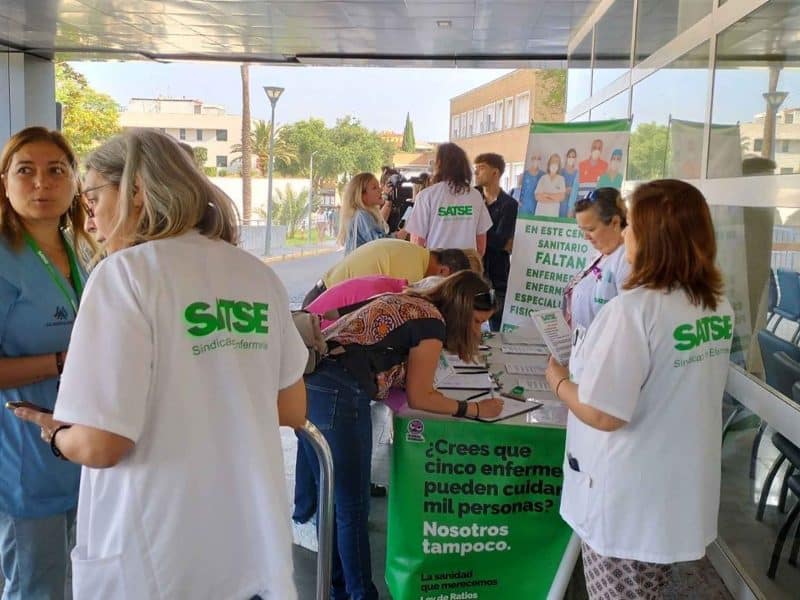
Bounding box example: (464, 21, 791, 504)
(192, 146, 207, 168)
(55, 62, 120, 157)
(538, 69, 567, 114)
(280, 117, 394, 189)
(231, 120, 296, 177)
(329, 116, 395, 182)
(274, 185, 312, 238)
(401, 112, 416, 151)
(627, 122, 669, 181)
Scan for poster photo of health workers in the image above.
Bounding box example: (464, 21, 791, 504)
(518, 121, 631, 218)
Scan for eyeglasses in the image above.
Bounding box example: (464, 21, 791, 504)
(474, 289, 496, 310)
(80, 183, 115, 217)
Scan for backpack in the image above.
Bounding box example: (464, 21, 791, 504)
(291, 310, 329, 374)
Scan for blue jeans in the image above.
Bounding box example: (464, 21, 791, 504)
(295, 359, 378, 600)
(0, 508, 76, 600)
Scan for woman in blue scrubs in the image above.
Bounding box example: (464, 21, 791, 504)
(0, 127, 93, 599)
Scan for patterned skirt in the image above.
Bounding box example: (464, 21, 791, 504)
(582, 542, 673, 600)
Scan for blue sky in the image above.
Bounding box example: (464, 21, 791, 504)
(71, 61, 511, 142)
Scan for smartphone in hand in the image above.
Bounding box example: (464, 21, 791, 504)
(5, 401, 54, 414)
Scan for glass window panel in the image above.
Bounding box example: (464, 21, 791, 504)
(635, 0, 714, 63)
(628, 41, 709, 181)
(592, 0, 633, 93)
(713, 201, 800, 599)
(589, 91, 629, 121)
(567, 32, 592, 112)
(709, 0, 800, 177)
(504, 97, 514, 128)
(515, 92, 530, 127)
(705, 8, 800, 598)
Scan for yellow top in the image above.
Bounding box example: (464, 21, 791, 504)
(323, 239, 430, 287)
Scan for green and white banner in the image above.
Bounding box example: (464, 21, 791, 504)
(386, 417, 571, 600)
(502, 120, 631, 331)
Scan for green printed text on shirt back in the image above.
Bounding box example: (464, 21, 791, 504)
(673, 315, 732, 351)
(184, 299, 270, 337)
(438, 205, 473, 217)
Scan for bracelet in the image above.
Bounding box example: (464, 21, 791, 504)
(555, 377, 569, 400)
(55, 352, 65, 375)
(453, 400, 468, 418)
(50, 424, 72, 460)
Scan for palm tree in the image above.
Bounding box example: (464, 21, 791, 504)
(274, 185, 311, 238)
(240, 64, 253, 221)
(231, 120, 296, 176)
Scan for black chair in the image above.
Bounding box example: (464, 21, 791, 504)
(755, 330, 800, 479)
(767, 474, 800, 579)
(756, 352, 800, 521)
(769, 268, 778, 315)
(775, 268, 800, 321)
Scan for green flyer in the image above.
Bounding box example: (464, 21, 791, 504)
(386, 417, 571, 599)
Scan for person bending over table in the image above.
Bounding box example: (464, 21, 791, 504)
(295, 270, 503, 600)
(301, 237, 482, 308)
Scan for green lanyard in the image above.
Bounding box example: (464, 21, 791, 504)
(23, 231, 84, 316)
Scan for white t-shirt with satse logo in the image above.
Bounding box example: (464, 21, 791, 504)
(405, 181, 492, 250)
(562, 287, 733, 563)
(54, 230, 307, 600)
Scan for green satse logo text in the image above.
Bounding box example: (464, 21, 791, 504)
(437, 205, 473, 217)
(673, 315, 732, 351)
(184, 299, 269, 337)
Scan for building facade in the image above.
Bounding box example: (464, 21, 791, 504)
(567, 1, 800, 598)
(119, 98, 242, 171)
(449, 69, 566, 191)
(741, 107, 800, 175)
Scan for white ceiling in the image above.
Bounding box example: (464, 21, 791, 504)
(0, 0, 601, 66)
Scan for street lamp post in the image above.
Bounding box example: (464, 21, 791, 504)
(763, 90, 789, 162)
(308, 150, 319, 243)
(263, 86, 284, 256)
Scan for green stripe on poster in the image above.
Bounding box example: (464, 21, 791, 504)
(530, 119, 631, 134)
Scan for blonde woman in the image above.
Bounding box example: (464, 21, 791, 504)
(14, 129, 307, 599)
(338, 172, 404, 255)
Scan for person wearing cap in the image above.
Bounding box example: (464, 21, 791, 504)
(518, 151, 545, 215)
(598, 149, 624, 189)
(561, 188, 630, 343)
(579, 139, 608, 185)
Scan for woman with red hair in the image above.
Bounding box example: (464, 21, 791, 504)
(546, 179, 733, 598)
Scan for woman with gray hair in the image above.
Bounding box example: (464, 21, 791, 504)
(13, 129, 307, 599)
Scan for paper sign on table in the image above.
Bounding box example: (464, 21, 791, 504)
(530, 308, 572, 365)
(501, 343, 549, 355)
(506, 363, 546, 376)
(518, 376, 551, 392)
(437, 372, 494, 390)
(433, 353, 456, 387)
